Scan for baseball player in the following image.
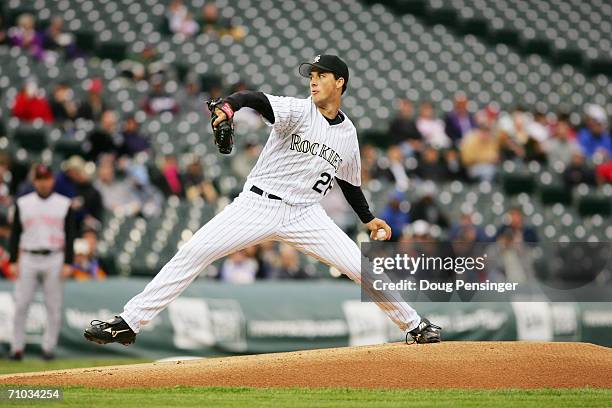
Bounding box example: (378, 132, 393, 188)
(9, 164, 76, 360)
(85, 55, 441, 346)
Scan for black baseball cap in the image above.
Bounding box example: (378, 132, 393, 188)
(298, 54, 349, 94)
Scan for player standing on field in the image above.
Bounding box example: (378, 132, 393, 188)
(85, 54, 441, 345)
(9, 164, 77, 361)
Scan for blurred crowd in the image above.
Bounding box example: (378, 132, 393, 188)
(379, 95, 611, 186)
(0, 7, 610, 284)
(368, 94, 610, 236)
(163, 0, 245, 40)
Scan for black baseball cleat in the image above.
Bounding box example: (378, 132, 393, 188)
(406, 318, 442, 344)
(84, 316, 136, 346)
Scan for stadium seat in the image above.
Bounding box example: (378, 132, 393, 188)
(97, 40, 127, 61)
(74, 30, 97, 53)
(14, 126, 48, 152)
(577, 195, 611, 217)
(501, 173, 536, 195)
(53, 138, 85, 159)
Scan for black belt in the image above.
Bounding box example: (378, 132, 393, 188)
(24, 249, 60, 255)
(250, 185, 282, 200)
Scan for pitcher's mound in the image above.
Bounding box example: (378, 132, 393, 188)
(1, 342, 611, 389)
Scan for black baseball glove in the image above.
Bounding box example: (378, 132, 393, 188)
(206, 98, 234, 154)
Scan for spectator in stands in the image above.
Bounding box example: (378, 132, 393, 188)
(0, 214, 11, 280)
(86, 110, 122, 160)
(143, 75, 179, 115)
(9, 13, 45, 61)
(40, 16, 78, 59)
(183, 157, 218, 203)
(377, 145, 410, 191)
(77, 78, 107, 122)
(120, 43, 164, 82)
(524, 110, 549, 162)
(198, 3, 220, 35)
(252, 241, 281, 279)
(6, 157, 29, 198)
(170, 10, 199, 37)
(379, 191, 410, 242)
(388, 99, 423, 151)
(486, 227, 536, 283)
(555, 112, 577, 139)
(448, 212, 489, 242)
(577, 104, 611, 159)
(460, 110, 500, 182)
(219, 249, 258, 284)
(410, 182, 449, 229)
(11, 80, 54, 123)
(596, 160, 612, 184)
(496, 105, 528, 160)
(124, 158, 164, 218)
(176, 73, 203, 112)
(546, 117, 582, 167)
(120, 116, 151, 157)
(360, 144, 382, 184)
(444, 93, 475, 146)
(563, 151, 596, 188)
(415, 145, 451, 183)
(71, 237, 106, 281)
(448, 217, 488, 282)
(231, 141, 261, 182)
(55, 156, 103, 228)
(400, 219, 435, 244)
(49, 82, 78, 124)
(94, 160, 142, 216)
(274, 244, 310, 279)
(157, 155, 184, 197)
(496, 207, 538, 243)
(198, 3, 245, 40)
(416, 101, 451, 149)
(443, 148, 465, 180)
(165, 0, 188, 31)
(203, 83, 224, 103)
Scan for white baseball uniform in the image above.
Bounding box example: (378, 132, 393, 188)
(121, 94, 421, 334)
(10, 191, 75, 354)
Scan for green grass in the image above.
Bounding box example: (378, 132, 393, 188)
(0, 359, 150, 376)
(0, 387, 611, 407)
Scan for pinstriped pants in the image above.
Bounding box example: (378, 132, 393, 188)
(121, 190, 421, 333)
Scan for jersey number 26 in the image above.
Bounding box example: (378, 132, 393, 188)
(312, 172, 333, 196)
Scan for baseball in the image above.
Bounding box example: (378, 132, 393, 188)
(375, 229, 387, 241)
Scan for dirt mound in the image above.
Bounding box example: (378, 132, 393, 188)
(1, 342, 611, 389)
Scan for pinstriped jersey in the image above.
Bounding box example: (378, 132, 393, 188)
(245, 94, 361, 205)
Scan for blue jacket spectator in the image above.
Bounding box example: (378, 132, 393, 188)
(444, 93, 476, 145)
(380, 191, 410, 242)
(578, 128, 612, 158)
(577, 104, 611, 158)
